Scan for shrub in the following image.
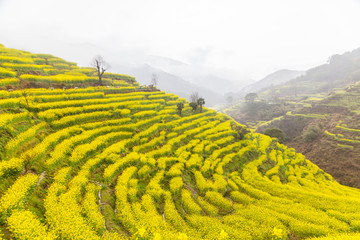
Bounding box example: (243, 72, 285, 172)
(231, 122, 250, 140)
(303, 125, 321, 142)
(264, 128, 285, 143)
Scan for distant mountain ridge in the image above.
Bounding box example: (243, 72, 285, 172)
(258, 48, 360, 98)
(226, 69, 305, 100)
(112, 63, 224, 107)
(242, 69, 304, 96)
(225, 47, 360, 103)
(144, 55, 250, 95)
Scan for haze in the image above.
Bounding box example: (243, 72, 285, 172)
(1, 0, 360, 88)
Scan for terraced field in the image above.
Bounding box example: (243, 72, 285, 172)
(0, 43, 136, 89)
(324, 123, 360, 149)
(1, 45, 360, 240)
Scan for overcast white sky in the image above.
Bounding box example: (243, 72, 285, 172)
(1, 0, 360, 81)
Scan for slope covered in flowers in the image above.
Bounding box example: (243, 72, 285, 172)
(0, 46, 360, 240)
(0, 43, 136, 89)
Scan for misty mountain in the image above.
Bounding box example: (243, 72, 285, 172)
(226, 69, 305, 100)
(257, 48, 360, 99)
(185, 74, 245, 95)
(111, 63, 224, 107)
(58, 42, 247, 101)
(144, 55, 250, 95)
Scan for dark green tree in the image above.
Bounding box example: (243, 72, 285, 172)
(245, 92, 258, 102)
(189, 102, 198, 112)
(177, 102, 184, 116)
(197, 98, 205, 112)
(231, 122, 250, 140)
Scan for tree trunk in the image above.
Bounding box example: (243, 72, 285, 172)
(97, 69, 104, 86)
(98, 74, 103, 86)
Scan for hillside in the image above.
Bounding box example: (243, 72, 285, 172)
(0, 43, 138, 90)
(1, 45, 360, 240)
(221, 48, 360, 188)
(255, 82, 360, 189)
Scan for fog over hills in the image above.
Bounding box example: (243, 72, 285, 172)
(32, 42, 240, 106)
(225, 69, 305, 101)
(257, 47, 360, 99)
(111, 63, 224, 107)
(242, 69, 305, 95)
(144, 55, 250, 94)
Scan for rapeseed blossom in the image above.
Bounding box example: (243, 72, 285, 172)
(137, 228, 146, 237)
(273, 227, 283, 239)
(178, 233, 188, 240)
(219, 229, 229, 239)
(153, 233, 162, 240)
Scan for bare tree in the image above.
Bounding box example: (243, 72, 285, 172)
(91, 55, 110, 86)
(190, 92, 199, 103)
(151, 74, 159, 88)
